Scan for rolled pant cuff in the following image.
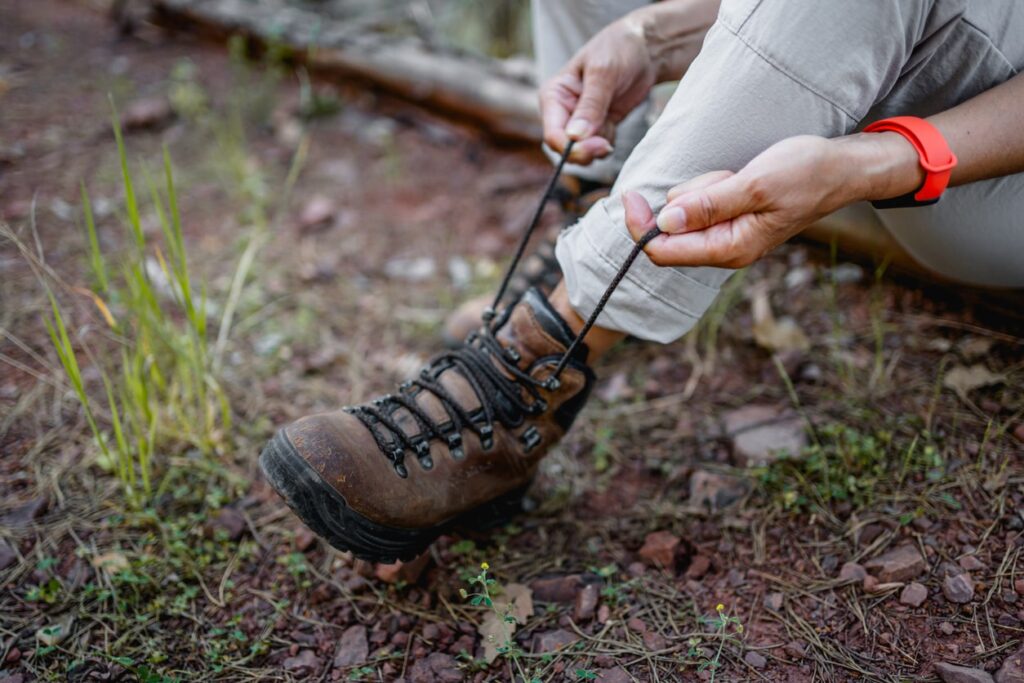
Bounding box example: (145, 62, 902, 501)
(555, 199, 723, 344)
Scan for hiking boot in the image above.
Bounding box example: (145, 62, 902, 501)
(442, 182, 611, 345)
(260, 288, 594, 563)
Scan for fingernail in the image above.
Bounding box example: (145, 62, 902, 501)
(656, 207, 686, 233)
(602, 140, 615, 154)
(566, 118, 589, 139)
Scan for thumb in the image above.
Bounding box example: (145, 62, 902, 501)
(622, 190, 657, 242)
(656, 173, 757, 234)
(566, 69, 615, 140)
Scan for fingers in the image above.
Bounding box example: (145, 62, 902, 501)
(656, 172, 757, 235)
(644, 220, 761, 269)
(569, 136, 615, 164)
(623, 190, 656, 241)
(622, 188, 760, 268)
(566, 65, 616, 141)
(540, 73, 579, 155)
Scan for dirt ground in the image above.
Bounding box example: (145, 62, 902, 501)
(2, 2, 1024, 682)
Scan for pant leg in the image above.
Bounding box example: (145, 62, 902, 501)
(556, 0, 1024, 343)
(531, 0, 651, 184)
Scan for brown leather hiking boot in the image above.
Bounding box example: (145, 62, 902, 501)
(260, 288, 594, 563)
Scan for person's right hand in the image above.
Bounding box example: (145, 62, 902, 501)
(539, 16, 657, 166)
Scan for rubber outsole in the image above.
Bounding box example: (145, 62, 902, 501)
(258, 429, 528, 564)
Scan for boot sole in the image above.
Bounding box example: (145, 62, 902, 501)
(259, 429, 528, 564)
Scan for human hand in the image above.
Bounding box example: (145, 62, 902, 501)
(539, 16, 657, 166)
(624, 133, 923, 268)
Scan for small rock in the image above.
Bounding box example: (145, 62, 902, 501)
(863, 575, 880, 592)
(997, 645, 1024, 682)
(943, 573, 975, 604)
(685, 555, 712, 580)
(333, 625, 369, 668)
(384, 256, 436, 283)
(283, 649, 322, 677)
(297, 196, 336, 232)
(0, 539, 16, 570)
(643, 630, 668, 651)
(688, 470, 749, 510)
(294, 526, 316, 552)
(900, 582, 928, 607)
(744, 651, 767, 669)
(1016, 579, 1024, 596)
(596, 667, 630, 683)
(1, 496, 48, 528)
(724, 405, 807, 466)
(958, 555, 985, 572)
(784, 641, 806, 659)
(375, 553, 431, 584)
(939, 622, 956, 635)
(838, 562, 867, 583)
(409, 652, 462, 683)
(1013, 423, 1024, 443)
(531, 629, 578, 654)
(638, 531, 681, 571)
(207, 508, 246, 541)
(0, 675, 25, 683)
(122, 96, 175, 131)
(574, 584, 599, 622)
(764, 592, 784, 612)
(864, 545, 927, 583)
(626, 617, 647, 633)
(934, 662, 995, 683)
(530, 574, 582, 603)
(597, 604, 611, 623)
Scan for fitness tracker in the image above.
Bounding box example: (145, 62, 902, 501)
(863, 116, 957, 209)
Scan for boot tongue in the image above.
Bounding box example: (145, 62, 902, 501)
(495, 288, 588, 367)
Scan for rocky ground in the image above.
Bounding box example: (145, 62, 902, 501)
(2, 2, 1024, 682)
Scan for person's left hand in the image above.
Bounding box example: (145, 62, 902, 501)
(624, 135, 909, 268)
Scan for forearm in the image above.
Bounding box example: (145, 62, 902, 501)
(623, 0, 721, 83)
(835, 71, 1024, 204)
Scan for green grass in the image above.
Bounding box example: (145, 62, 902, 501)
(44, 107, 231, 506)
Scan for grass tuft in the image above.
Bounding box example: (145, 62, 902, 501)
(44, 107, 231, 506)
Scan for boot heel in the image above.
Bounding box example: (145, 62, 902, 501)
(455, 483, 531, 533)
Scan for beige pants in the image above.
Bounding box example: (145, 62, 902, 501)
(535, 0, 1024, 343)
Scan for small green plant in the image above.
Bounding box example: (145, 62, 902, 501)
(757, 421, 942, 512)
(687, 604, 744, 682)
(461, 562, 538, 683)
(45, 106, 231, 505)
(590, 563, 635, 607)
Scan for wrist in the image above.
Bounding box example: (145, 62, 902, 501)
(830, 132, 927, 203)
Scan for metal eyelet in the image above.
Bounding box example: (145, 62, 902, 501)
(394, 462, 408, 478)
(543, 377, 561, 391)
(504, 347, 521, 363)
(479, 424, 494, 450)
(531, 399, 548, 414)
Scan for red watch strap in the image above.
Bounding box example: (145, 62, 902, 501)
(864, 116, 957, 203)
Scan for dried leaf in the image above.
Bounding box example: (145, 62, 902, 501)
(751, 285, 809, 353)
(478, 611, 508, 664)
(943, 364, 1004, 399)
(92, 551, 129, 572)
(477, 583, 533, 664)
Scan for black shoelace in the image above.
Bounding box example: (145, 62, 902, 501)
(350, 141, 662, 476)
